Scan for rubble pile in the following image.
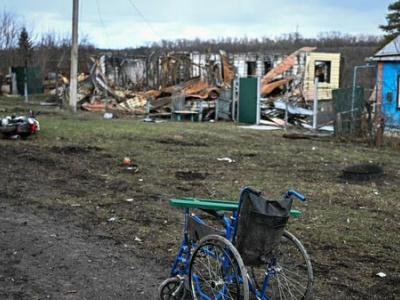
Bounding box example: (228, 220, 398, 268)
(2, 46, 336, 127)
(258, 47, 316, 127)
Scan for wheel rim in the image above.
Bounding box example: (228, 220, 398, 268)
(190, 241, 242, 300)
(249, 231, 313, 300)
(159, 277, 184, 300)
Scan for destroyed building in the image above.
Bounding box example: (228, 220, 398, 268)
(1, 47, 341, 127)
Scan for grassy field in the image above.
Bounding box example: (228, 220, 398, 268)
(1, 95, 399, 299)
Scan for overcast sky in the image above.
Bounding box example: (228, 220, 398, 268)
(1, 0, 395, 48)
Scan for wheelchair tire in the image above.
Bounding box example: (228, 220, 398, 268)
(158, 276, 185, 300)
(249, 230, 313, 300)
(189, 234, 249, 300)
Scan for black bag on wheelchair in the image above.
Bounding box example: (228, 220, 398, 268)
(235, 189, 293, 266)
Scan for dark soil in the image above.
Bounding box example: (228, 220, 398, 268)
(0, 144, 165, 300)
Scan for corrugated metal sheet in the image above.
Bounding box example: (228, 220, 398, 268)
(374, 35, 400, 57)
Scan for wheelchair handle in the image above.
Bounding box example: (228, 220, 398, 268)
(245, 186, 262, 197)
(284, 189, 306, 201)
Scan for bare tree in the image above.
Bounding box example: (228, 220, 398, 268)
(0, 11, 22, 74)
(0, 11, 20, 50)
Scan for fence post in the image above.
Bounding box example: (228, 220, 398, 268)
(375, 116, 384, 148)
(313, 77, 319, 130)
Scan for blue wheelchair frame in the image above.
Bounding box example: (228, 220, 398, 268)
(168, 187, 306, 300)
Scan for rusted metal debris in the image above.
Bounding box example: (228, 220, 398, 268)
(48, 47, 330, 126)
(258, 47, 317, 127)
(261, 47, 316, 90)
(219, 50, 235, 85)
(55, 53, 225, 116)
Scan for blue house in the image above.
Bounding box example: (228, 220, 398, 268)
(369, 36, 400, 135)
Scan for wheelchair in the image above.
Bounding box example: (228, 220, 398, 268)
(159, 187, 313, 300)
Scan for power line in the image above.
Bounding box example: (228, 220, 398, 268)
(95, 0, 109, 46)
(127, 0, 162, 41)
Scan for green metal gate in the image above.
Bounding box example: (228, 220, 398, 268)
(238, 78, 260, 124)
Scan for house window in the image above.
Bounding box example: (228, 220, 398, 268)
(247, 62, 256, 77)
(264, 61, 273, 75)
(314, 61, 331, 83)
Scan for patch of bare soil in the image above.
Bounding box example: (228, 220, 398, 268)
(0, 204, 159, 300)
(0, 144, 166, 299)
(175, 170, 208, 181)
(157, 137, 208, 147)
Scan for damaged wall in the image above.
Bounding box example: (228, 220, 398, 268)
(303, 52, 341, 101)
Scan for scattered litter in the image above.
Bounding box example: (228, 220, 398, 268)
(374, 191, 379, 195)
(217, 157, 234, 163)
(376, 272, 386, 278)
(63, 290, 78, 294)
(126, 199, 134, 202)
(40, 102, 59, 106)
(238, 125, 281, 131)
(104, 112, 114, 119)
(123, 157, 131, 164)
(143, 118, 166, 123)
(318, 125, 334, 132)
(71, 203, 81, 207)
(138, 178, 144, 182)
(134, 236, 142, 243)
(107, 217, 118, 222)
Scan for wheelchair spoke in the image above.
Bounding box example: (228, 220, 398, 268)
(189, 236, 249, 300)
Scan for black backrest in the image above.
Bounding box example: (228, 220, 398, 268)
(235, 189, 293, 266)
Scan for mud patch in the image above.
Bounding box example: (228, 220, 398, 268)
(51, 145, 103, 154)
(175, 170, 208, 181)
(157, 137, 208, 147)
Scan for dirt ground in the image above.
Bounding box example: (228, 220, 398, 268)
(0, 105, 399, 299)
(0, 143, 164, 300)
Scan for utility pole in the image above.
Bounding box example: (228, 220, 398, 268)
(24, 57, 28, 103)
(69, 0, 79, 113)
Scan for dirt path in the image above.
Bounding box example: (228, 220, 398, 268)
(0, 202, 162, 300)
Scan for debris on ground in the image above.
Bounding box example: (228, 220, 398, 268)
(217, 157, 234, 163)
(376, 272, 386, 278)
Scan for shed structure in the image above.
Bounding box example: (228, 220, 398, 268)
(369, 35, 400, 134)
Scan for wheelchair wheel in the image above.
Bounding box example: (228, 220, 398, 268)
(158, 276, 185, 300)
(249, 230, 313, 300)
(189, 234, 249, 300)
